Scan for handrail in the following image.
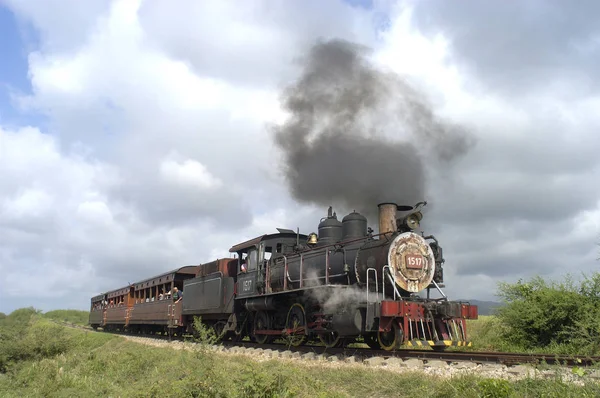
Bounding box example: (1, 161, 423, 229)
(288, 231, 392, 257)
(283, 255, 288, 290)
(299, 254, 304, 288)
(265, 258, 271, 293)
(325, 250, 329, 284)
(382, 265, 390, 300)
(366, 267, 379, 303)
(431, 279, 447, 299)
(285, 249, 347, 286)
(383, 266, 402, 300)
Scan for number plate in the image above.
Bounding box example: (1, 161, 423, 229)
(405, 254, 424, 270)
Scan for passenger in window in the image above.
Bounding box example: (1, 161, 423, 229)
(172, 287, 183, 303)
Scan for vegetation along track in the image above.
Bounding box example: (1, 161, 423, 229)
(56, 321, 600, 368)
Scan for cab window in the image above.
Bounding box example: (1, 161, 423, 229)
(247, 249, 258, 271)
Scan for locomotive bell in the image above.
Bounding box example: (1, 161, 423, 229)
(307, 232, 318, 245)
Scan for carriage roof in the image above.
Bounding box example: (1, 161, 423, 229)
(132, 265, 199, 291)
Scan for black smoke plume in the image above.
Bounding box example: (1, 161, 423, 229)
(273, 39, 473, 220)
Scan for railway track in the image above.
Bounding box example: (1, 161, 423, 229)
(60, 322, 600, 368)
(224, 341, 600, 367)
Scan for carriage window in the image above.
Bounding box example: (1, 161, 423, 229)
(276, 243, 282, 253)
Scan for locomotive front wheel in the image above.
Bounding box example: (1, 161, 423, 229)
(285, 303, 307, 347)
(378, 322, 403, 351)
(318, 331, 341, 348)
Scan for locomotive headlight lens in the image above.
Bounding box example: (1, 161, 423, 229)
(404, 211, 423, 230)
(406, 215, 420, 230)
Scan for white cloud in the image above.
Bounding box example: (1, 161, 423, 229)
(1, 0, 600, 314)
(159, 152, 222, 190)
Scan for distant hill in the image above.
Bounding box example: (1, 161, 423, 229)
(459, 299, 504, 316)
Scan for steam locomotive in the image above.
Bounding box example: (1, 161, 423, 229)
(89, 202, 478, 351)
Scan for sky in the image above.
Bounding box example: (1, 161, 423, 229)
(0, 0, 599, 314)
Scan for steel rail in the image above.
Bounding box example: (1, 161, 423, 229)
(224, 340, 600, 367)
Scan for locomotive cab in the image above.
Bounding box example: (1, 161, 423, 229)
(230, 232, 306, 298)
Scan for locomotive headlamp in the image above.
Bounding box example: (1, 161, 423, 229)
(404, 211, 423, 230)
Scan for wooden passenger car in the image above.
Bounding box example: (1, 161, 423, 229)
(89, 293, 106, 329)
(104, 285, 134, 330)
(127, 265, 199, 334)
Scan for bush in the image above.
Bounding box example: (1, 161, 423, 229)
(191, 316, 220, 347)
(495, 273, 600, 354)
(0, 307, 75, 372)
(43, 309, 90, 326)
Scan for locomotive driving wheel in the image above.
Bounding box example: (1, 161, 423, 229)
(318, 331, 342, 348)
(378, 322, 403, 351)
(253, 311, 272, 345)
(285, 303, 307, 347)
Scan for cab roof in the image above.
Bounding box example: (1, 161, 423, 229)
(229, 231, 307, 253)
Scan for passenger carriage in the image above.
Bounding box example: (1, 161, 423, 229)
(127, 265, 199, 335)
(89, 293, 106, 329)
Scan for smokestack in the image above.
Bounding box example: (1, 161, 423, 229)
(378, 203, 398, 236)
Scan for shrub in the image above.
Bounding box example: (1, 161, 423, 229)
(495, 273, 600, 354)
(191, 316, 220, 347)
(0, 308, 73, 372)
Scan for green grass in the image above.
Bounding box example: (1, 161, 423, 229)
(2, 308, 600, 397)
(42, 309, 90, 326)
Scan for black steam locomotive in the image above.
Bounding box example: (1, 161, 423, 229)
(90, 202, 478, 351)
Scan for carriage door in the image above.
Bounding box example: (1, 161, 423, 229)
(237, 248, 258, 297)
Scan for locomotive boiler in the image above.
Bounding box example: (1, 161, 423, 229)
(267, 202, 441, 297)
